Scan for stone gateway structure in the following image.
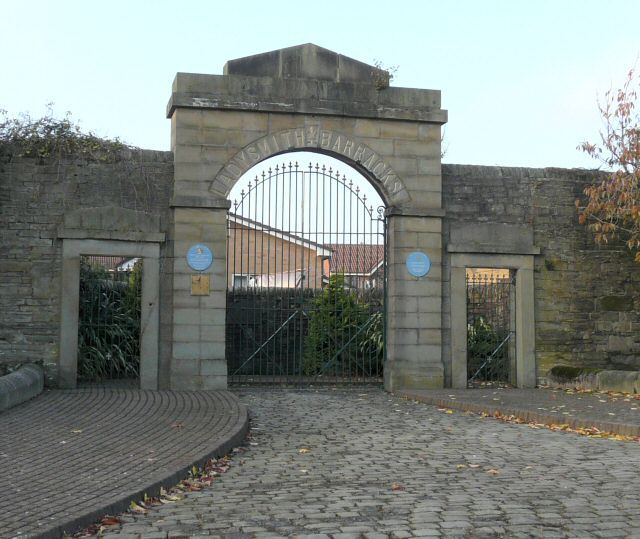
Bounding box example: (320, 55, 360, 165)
(2, 44, 640, 391)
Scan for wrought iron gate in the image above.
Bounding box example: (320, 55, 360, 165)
(466, 270, 515, 386)
(226, 161, 386, 386)
(77, 255, 142, 382)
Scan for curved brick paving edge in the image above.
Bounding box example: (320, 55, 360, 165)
(0, 388, 248, 539)
(398, 388, 640, 437)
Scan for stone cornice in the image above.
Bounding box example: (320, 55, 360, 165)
(166, 73, 448, 124)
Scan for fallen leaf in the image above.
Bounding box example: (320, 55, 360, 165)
(100, 516, 121, 526)
(391, 482, 405, 491)
(71, 429, 83, 434)
(129, 501, 148, 514)
(469, 464, 480, 469)
(170, 422, 184, 429)
(456, 464, 467, 470)
(486, 469, 500, 475)
(298, 447, 311, 454)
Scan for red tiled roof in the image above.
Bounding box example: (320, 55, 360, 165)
(328, 244, 384, 275)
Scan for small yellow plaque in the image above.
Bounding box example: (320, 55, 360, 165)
(191, 274, 210, 296)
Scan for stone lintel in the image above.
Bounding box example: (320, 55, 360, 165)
(166, 73, 447, 124)
(170, 195, 232, 210)
(448, 223, 539, 256)
(386, 207, 446, 218)
(57, 228, 165, 243)
(447, 244, 541, 255)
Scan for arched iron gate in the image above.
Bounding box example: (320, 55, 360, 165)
(226, 161, 386, 386)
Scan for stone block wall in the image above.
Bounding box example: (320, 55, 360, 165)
(442, 164, 640, 382)
(0, 147, 174, 374)
(2, 144, 639, 386)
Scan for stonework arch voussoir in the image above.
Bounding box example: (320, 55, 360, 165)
(211, 127, 410, 206)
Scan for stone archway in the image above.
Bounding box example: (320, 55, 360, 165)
(166, 44, 448, 390)
(211, 128, 410, 206)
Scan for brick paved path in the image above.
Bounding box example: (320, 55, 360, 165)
(399, 388, 640, 437)
(0, 387, 247, 539)
(102, 389, 640, 539)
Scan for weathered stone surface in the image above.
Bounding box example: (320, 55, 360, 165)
(596, 370, 639, 393)
(0, 150, 173, 374)
(442, 164, 640, 382)
(224, 43, 383, 85)
(598, 295, 634, 312)
(168, 43, 446, 126)
(4, 46, 640, 390)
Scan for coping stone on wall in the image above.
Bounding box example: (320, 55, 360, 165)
(0, 364, 44, 413)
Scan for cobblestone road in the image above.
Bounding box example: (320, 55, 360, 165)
(104, 389, 640, 539)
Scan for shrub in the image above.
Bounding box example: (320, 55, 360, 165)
(0, 105, 132, 162)
(303, 274, 383, 377)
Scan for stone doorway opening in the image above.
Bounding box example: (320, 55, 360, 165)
(465, 267, 516, 387)
(77, 255, 143, 385)
(225, 152, 387, 386)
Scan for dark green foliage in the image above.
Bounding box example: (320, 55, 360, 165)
(77, 260, 142, 381)
(303, 274, 383, 377)
(467, 317, 510, 382)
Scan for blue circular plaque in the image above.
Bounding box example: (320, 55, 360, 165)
(406, 251, 431, 277)
(186, 244, 213, 272)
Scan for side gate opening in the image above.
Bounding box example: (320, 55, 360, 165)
(225, 157, 386, 386)
(77, 255, 142, 385)
(466, 268, 515, 387)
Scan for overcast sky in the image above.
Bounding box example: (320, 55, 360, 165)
(3, 0, 639, 169)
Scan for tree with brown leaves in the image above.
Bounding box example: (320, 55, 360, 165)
(577, 68, 640, 261)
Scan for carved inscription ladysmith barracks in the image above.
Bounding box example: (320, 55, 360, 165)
(213, 126, 409, 204)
